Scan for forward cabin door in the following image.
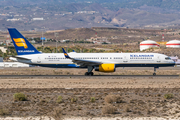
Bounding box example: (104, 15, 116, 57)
(157, 56, 161, 63)
(123, 55, 128, 63)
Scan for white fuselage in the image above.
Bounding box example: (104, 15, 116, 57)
(11, 52, 175, 68)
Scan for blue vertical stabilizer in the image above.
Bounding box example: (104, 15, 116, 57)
(8, 28, 41, 55)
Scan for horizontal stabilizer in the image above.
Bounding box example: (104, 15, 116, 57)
(11, 56, 31, 60)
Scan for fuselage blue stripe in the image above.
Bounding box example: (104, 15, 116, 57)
(31, 63, 175, 68)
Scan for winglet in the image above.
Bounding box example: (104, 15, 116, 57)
(62, 48, 70, 58)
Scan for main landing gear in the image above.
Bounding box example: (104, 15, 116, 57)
(85, 72, 94, 76)
(153, 67, 158, 76)
(85, 66, 94, 76)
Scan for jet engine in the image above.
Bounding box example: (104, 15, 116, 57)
(95, 64, 115, 72)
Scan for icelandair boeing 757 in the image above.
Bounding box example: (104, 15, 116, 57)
(8, 28, 177, 76)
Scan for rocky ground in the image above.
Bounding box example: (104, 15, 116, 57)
(1, 88, 180, 119)
(0, 68, 180, 120)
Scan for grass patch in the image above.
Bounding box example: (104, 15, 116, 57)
(102, 105, 117, 114)
(0, 109, 9, 116)
(105, 95, 122, 103)
(13, 93, 26, 101)
(71, 97, 77, 103)
(164, 94, 173, 99)
(57, 96, 63, 104)
(90, 97, 96, 103)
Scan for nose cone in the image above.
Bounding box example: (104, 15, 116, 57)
(169, 56, 180, 65)
(175, 59, 180, 65)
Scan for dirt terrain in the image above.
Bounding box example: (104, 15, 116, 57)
(0, 68, 180, 119)
(1, 88, 180, 118)
(0, 67, 179, 76)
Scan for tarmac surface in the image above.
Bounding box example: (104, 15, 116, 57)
(0, 75, 178, 79)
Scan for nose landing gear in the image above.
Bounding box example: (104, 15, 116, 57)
(153, 67, 158, 76)
(153, 73, 156, 76)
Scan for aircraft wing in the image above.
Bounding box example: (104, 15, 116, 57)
(71, 59, 102, 67)
(62, 48, 102, 67)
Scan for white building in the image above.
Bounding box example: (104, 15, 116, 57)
(32, 18, 44, 21)
(7, 18, 21, 21)
(166, 40, 180, 48)
(140, 40, 159, 51)
(0, 47, 7, 53)
(0, 62, 29, 68)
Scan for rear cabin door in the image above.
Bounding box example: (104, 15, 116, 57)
(37, 56, 41, 63)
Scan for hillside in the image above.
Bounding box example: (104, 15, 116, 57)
(1, 0, 180, 11)
(1, 0, 180, 30)
(44, 27, 164, 44)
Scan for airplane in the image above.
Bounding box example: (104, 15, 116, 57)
(8, 28, 177, 76)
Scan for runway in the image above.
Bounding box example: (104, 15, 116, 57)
(0, 75, 178, 79)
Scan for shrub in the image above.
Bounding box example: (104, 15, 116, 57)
(0, 109, 9, 116)
(102, 105, 117, 114)
(13, 93, 26, 101)
(51, 107, 62, 120)
(90, 97, 96, 103)
(57, 96, 63, 103)
(124, 105, 131, 112)
(40, 99, 48, 103)
(146, 109, 151, 114)
(105, 95, 122, 103)
(164, 94, 173, 99)
(71, 97, 77, 103)
(77, 106, 82, 110)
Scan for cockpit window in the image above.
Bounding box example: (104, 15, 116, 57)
(165, 57, 171, 60)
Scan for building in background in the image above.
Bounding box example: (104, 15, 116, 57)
(140, 40, 159, 51)
(0, 47, 7, 53)
(32, 18, 44, 21)
(1, 62, 29, 67)
(166, 40, 180, 48)
(0, 57, 29, 68)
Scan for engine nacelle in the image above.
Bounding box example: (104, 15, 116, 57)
(95, 64, 115, 72)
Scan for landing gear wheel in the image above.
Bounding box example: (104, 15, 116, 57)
(153, 67, 157, 76)
(89, 72, 94, 76)
(85, 72, 94, 76)
(85, 72, 89, 76)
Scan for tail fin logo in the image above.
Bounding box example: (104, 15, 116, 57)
(13, 38, 28, 49)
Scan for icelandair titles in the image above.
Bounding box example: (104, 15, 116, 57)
(130, 55, 154, 57)
(18, 50, 35, 53)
